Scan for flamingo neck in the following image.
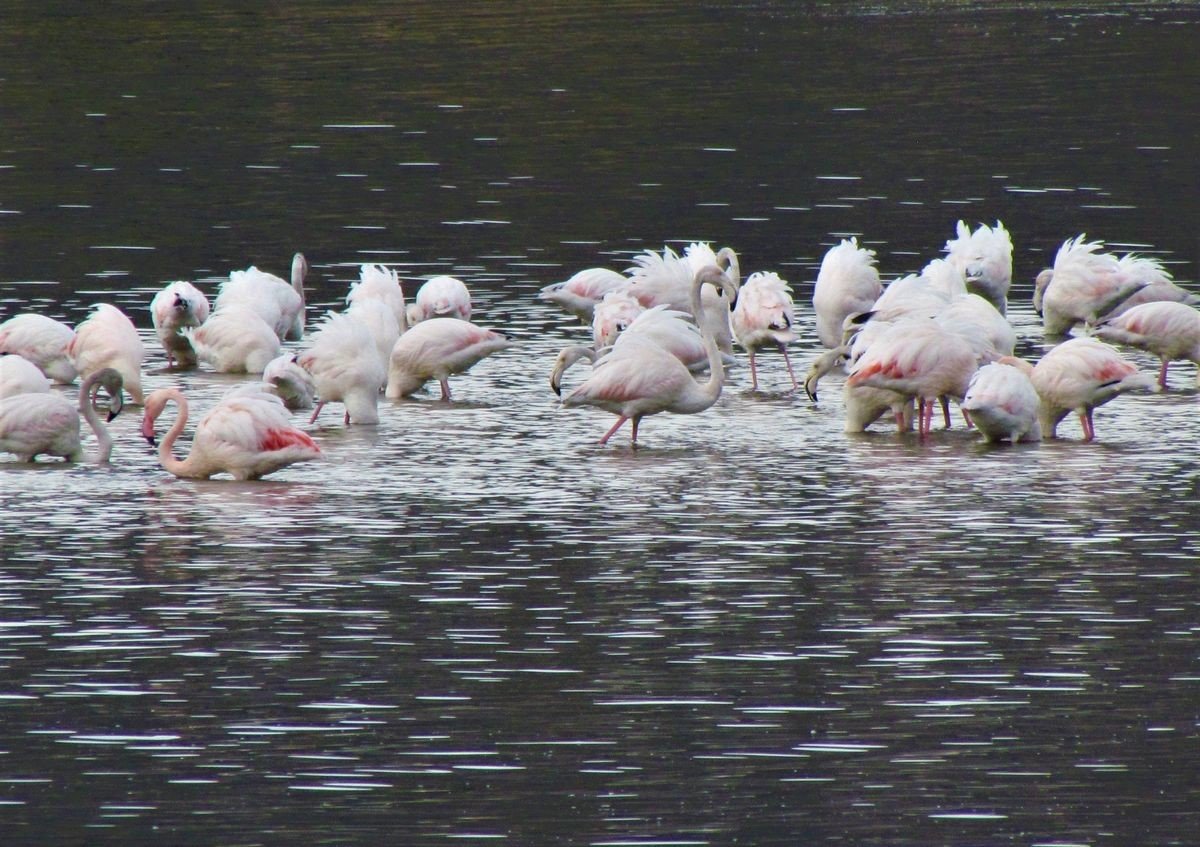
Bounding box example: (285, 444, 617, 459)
(689, 275, 726, 409)
(77, 371, 112, 464)
(157, 390, 198, 477)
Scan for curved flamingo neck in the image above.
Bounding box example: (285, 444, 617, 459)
(156, 389, 197, 477)
(77, 370, 113, 464)
(688, 268, 729, 409)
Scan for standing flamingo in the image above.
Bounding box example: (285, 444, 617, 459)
(560, 265, 737, 446)
(141, 387, 322, 480)
(213, 253, 308, 341)
(539, 267, 629, 323)
(731, 270, 798, 391)
(0, 354, 52, 398)
(1022, 336, 1158, 441)
(943, 220, 1013, 314)
(591, 289, 646, 351)
(0, 368, 124, 463)
(297, 311, 386, 425)
(150, 280, 210, 368)
(407, 275, 472, 325)
(67, 303, 145, 404)
(812, 237, 883, 349)
(960, 361, 1041, 443)
(348, 264, 409, 332)
(846, 319, 978, 438)
(386, 318, 511, 401)
(1092, 300, 1200, 389)
(0, 313, 77, 384)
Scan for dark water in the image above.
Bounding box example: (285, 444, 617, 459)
(2, 3, 1200, 845)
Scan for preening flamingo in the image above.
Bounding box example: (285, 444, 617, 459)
(961, 361, 1041, 443)
(386, 318, 511, 401)
(539, 267, 629, 323)
(67, 303, 145, 404)
(591, 289, 646, 351)
(1091, 300, 1200, 389)
(943, 220, 1013, 314)
(731, 270, 798, 391)
(0, 313, 77, 384)
(0, 368, 124, 463)
(1024, 336, 1159, 441)
(262, 354, 317, 411)
(348, 264, 408, 333)
(297, 311, 386, 425)
(150, 280, 210, 368)
(407, 275, 472, 325)
(141, 387, 322, 480)
(190, 305, 282, 374)
(560, 265, 737, 446)
(812, 237, 882, 349)
(213, 253, 308, 341)
(625, 243, 739, 355)
(0, 354, 52, 398)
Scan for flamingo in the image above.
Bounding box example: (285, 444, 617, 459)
(625, 243, 739, 355)
(262, 354, 317, 411)
(960, 361, 1041, 443)
(386, 318, 512, 401)
(1098, 278, 1200, 320)
(591, 288, 646, 351)
(731, 270, 798, 391)
(213, 253, 308, 341)
(150, 280, 210, 368)
(1034, 236, 1164, 337)
(943, 220, 1013, 314)
(1021, 336, 1159, 441)
(0, 313, 77, 384)
(802, 347, 914, 433)
(190, 305, 282, 374)
(560, 264, 737, 446)
(549, 345, 599, 396)
(812, 237, 883, 349)
(539, 267, 629, 323)
(1091, 300, 1200, 389)
(141, 387, 322, 480)
(348, 264, 409, 333)
(67, 303, 145, 404)
(0, 354, 52, 398)
(845, 319, 978, 438)
(615, 306, 725, 373)
(0, 368, 124, 463)
(407, 275, 472, 325)
(346, 297, 402, 373)
(297, 311, 386, 425)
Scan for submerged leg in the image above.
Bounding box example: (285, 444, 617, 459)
(631, 416, 641, 447)
(1159, 358, 1170, 390)
(599, 415, 629, 445)
(308, 401, 326, 425)
(439, 378, 452, 402)
(748, 352, 759, 392)
(780, 343, 798, 391)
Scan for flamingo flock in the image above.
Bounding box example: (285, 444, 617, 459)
(1, 220, 1195, 477)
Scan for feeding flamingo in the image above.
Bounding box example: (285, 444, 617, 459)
(386, 318, 511, 401)
(0, 313, 78, 384)
(190, 305, 282, 374)
(943, 220, 1013, 314)
(297, 311, 386, 425)
(960, 361, 1041, 443)
(539, 267, 630, 323)
(67, 303, 145, 404)
(348, 264, 409, 332)
(0, 354, 52, 398)
(0, 368, 124, 463)
(213, 253, 308, 341)
(262, 354, 317, 411)
(1091, 300, 1200, 389)
(141, 386, 322, 480)
(812, 237, 883, 349)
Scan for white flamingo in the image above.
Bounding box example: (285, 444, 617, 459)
(141, 387, 323, 480)
(262, 354, 317, 410)
(67, 303, 145, 404)
(731, 270, 798, 391)
(1034, 236, 1164, 336)
(812, 237, 882, 349)
(943, 220, 1013, 314)
(190, 305, 282, 374)
(298, 311, 386, 425)
(407, 275, 472, 325)
(348, 264, 409, 332)
(961, 361, 1041, 443)
(213, 253, 308, 341)
(0, 354, 52, 398)
(1092, 300, 1200, 389)
(0, 313, 78, 384)
(150, 280, 210, 368)
(539, 267, 629, 323)
(386, 318, 512, 401)
(0, 368, 124, 463)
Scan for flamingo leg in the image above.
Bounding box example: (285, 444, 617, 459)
(1159, 358, 1170, 390)
(598, 415, 628, 445)
(344, 409, 351, 425)
(1082, 408, 1096, 442)
(631, 416, 641, 447)
(941, 396, 952, 429)
(962, 409, 974, 429)
(780, 343, 798, 391)
(308, 401, 326, 425)
(748, 351, 759, 392)
(439, 378, 452, 402)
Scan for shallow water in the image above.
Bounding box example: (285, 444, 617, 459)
(3, 3, 1200, 845)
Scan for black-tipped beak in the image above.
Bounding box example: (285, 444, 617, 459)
(107, 410, 120, 423)
(144, 435, 158, 447)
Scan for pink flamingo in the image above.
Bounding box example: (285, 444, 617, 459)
(731, 270, 798, 391)
(67, 304, 145, 404)
(150, 280, 210, 368)
(0, 368, 124, 463)
(0, 313, 78, 384)
(141, 387, 322, 480)
(407, 275, 472, 325)
(0, 354, 52, 398)
(539, 267, 630, 323)
(1022, 336, 1158, 441)
(845, 320, 978, 438)
(1092, 300, 1200, 389)
(386, 318, 511, 401)
(560, 265, 737, 446)
(812, 237, 883, 349)
(961, 361, 1041, 443)
(190, 305, 282, 374)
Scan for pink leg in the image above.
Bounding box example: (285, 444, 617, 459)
(1082, 408, 1095, 442)
(748, 352, 759, 392)
(309, 401, 326, 425)
(780, 344, 798, 391)
(1159, 358, 1169, 390)
(962, 409, 974, 429)
(439, 378, 452, 401)
(599, 415, 628, 445)
(920, 397, 934, 439)
(344, 409, 351, 425)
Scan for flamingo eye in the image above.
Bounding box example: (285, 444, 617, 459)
(616, 322, 628, 332)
